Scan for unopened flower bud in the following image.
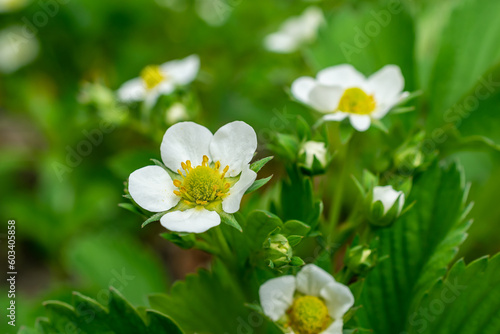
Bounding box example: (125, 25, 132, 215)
(299, 141, 328, 175)
(366, 185, 405, 227)
(263, 234, 293, 268)
(344, 245, 377, 275)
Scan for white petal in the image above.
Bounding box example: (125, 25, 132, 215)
(320, 319, 343, 334)
(291, 76, 317, 104)
(371, 90, 410, 120)
(349, 114, 371, 132)
(128, 166, 180, 212)
(156, 80, 176, 95)
(160, 122, 213, 172)
(143, 91, 161, 110)
(160, 207, 220, 233)
(320, 281, 354, 320)
(322, 112, 348, 122)
(308, 85, 344, 113)
(264, 32, 298, 53)
(117, 78, 146, 102)
(300, 6, 324, 39)
(368, 65, 404, 104)
(296, 264, 335, 296)
(210, 121, 257, 177)
(398, 192, 405, 214)
(372, 185, 404, 215)
(317, 64, 366, 87)
(222, 167, 257, 214)
(259, 276, 296, 321)
(161, 54, 200, 86)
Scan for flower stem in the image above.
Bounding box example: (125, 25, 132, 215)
(327, 133, 352, 242)
(214, 226, 232, 264)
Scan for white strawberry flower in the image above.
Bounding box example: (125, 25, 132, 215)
(0, 0, 29, 12)
(259, 264, 354, 334)
(291, 64, 409, 131)
(264, 6, 324, 54)
(0, 26, 39, 74)
(117, 54, 199, 108)
(128, 121, 257, 233)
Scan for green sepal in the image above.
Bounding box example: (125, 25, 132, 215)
(290, 256, 305, 266)
(287, 235, 304, 247)
(151, 158, 182, 181)
(250, 156, 274, 173)
(219, 212, 243, 232)
(245, 175, 273, 194)
(160, 232, 196, 249)
(119, 203, 145, 216)
(142, 211, 167, 228)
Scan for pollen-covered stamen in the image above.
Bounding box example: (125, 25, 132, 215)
(287, 296, 331, 334)
(173, 156, 232, 207)
(337, 87, 376, 115)
(140, 65, 166, 90)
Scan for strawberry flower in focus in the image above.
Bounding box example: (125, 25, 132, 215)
(128, 121, 258, 233)
(259, 264, 354, 334)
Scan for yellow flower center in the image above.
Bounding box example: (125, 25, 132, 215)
(287, 296, 331, 334)
(337, 87, 376, 115)
(173, 155, 231, 206)
(140, 65, 165, 90)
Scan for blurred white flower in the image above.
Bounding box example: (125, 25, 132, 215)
(299, 141, 327, 169)
(291, 64, 409, 131)
(0, 0, 30, 12)
(259, 264, 354, 334)
(155, 0, 187, 12)
(128, 121, 257, 233)
(372, 185, 404, 215)
(264, 6, 324, 54)
(195, 0, 233, 27)
(0, 25, 39, 74)
(117, 54, 199, 108)
(165, 102, 190, 124)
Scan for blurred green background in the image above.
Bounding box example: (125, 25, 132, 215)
(1, 0, 499, 332)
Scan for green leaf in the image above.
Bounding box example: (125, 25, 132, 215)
(23, 289, 184, 334)
(146, 310, 183, 334)
(219, 211, 243, 232)
(149, 261, 248, 334)
(250, 156, 274, 173)
(108, 287, 148, 334)
(426, 0, 500, 129)
(408, 254, 500, 334)
(243, 210, 283, 252)
(309, 1, 416, 89)
(356, 162, 471, 334)
(63, 233, 168, 306)
(279, 166, 322, 227)
(245, 175, 273, 194)
(282, 220, 311, 237)
(42, 301, 81, 334)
